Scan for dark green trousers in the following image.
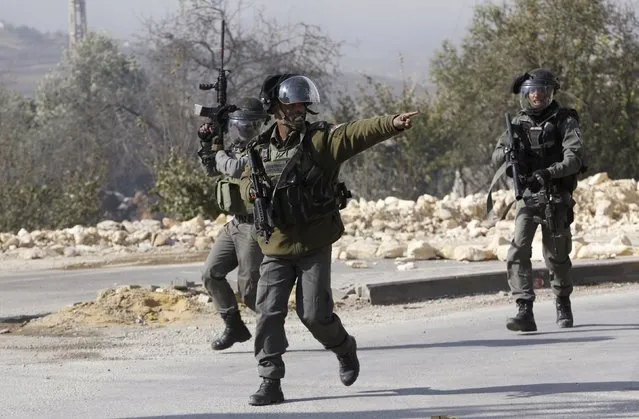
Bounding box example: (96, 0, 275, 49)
(507, 197, 573, 302)
(254, 245, 351, 379)
(202, 218, 263, 313)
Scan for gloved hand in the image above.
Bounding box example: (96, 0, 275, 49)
(526, 169, 551, 193)
(197, 122, 218, 142)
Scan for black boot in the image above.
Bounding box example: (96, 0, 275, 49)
(556, 296, 574, 328)
(211, 310, 251, 350)
(506, 299, 537, 332)
(248, 378, 284, 406)
(337, 336, 360, 386)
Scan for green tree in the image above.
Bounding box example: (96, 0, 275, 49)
(150, 150, 219, 220)
(331, 72, 452, 200)
(0, 86, 35, 183)
(429, 0, 639, 188)
(137, 0, 344, 161)
(34, 32, 152, 193)
(0, 33, 153, 232)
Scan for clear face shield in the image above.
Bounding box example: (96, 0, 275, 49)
(519, 84, 554, 114)
(227, 111, 267, 147)
(276, 76, 321, 130)
(277, 76, 321, 105)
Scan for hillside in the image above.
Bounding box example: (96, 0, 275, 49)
(0, 21, 430, 100)
(0, 21, 67, 96)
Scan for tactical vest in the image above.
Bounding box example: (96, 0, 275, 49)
(485, 107, 585, 221)
(257, 122, 351, 228)
(516, 107, 583, 192)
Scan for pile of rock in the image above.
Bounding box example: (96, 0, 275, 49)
(1, 172, 638, 264)
(332, 172, 639, 263)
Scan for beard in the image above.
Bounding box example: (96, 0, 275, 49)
(282, 112, 306, 130)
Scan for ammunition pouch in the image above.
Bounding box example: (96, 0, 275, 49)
(215, 177, 252, 216)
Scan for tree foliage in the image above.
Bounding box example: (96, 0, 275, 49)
(429, 0, 639, 186)
(34, 32, 151, 192)
(137, 0, 344, 160)
(0, 33, 149, 231)
(332, 73, 452, 200)
(150, 151, 220, 220)
(3, 0, 639, 230)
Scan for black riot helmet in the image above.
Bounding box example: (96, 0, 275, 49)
(227, 97, 269, 145)
(512, 68, 560, 116)
(259, 74, 321, 114)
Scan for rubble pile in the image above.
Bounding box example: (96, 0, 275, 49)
(1, 173, 638, 264)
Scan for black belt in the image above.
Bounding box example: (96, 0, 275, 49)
(234, 214, 254, 224)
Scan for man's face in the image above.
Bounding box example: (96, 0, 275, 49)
(227, 116, 264, 145)
(275, 102, 307, 129)
(528, 87, 547, 108)
(523, 85, 552, 109)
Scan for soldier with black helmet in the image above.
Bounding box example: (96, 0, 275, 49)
(239, 73, 419, 405)
(491, 68, 586, 332)
(197, 97, 269, 350)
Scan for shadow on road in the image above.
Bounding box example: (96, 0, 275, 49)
(125, 393, 639, 418)
(526, 323, 639, 336)
(0, 313, 50, 324)
(221, 334, 615, 355)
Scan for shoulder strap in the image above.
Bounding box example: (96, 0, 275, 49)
(555, 107, 579, 123)
(304, 121, 331, 148)
(256, 123, 277, 146)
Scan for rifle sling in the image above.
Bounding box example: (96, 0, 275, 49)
(485, 161, 512, 222)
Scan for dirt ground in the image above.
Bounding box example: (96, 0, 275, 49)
(2, 243, 639, 339)
(2, 278, 637, 339)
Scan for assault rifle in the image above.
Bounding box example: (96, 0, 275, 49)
(530, 182, 562, 255)
(246, 143, 273, 243)
(195, 19, 237, 175)
(504, 112, 525, 201)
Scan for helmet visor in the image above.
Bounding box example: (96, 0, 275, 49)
(519, 84, 554, 112)
(277, 75, 321, 105)
(229, 109, 266, 122)
(227, 118, 264, 143)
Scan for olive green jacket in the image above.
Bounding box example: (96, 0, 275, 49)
(240, 114, 401, 257)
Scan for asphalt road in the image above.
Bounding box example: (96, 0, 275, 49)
(1, 263, 638, 418)
(0, 259, 509, 318)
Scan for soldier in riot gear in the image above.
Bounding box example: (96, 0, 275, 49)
(239, 73, 419, 406)
(197, 97, 269, 351)
(491, 68, 585, 332)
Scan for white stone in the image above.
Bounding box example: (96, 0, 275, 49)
(345, 239, 379, 260)
(396, 262, 416, 271)
(406, 240, 437, 260)
(375, 240, 406, 259)
(610, 234, 632, 246)
(345, 260, 369, 269)
(452, 245, 495, 262)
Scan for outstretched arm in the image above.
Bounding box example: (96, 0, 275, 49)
(319, 112, 419, 167)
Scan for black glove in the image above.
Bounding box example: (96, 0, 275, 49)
(197, 122, 218, 142)
(526, 169, 551, 193)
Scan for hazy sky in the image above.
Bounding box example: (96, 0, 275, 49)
(1, 0, 485, 78)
